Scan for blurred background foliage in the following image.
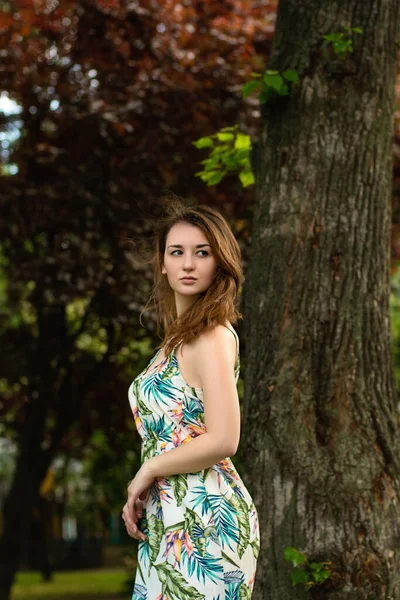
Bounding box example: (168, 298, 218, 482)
(0, 0, 399, 595)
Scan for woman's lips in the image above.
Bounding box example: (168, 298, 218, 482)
(180, 278, 197, 283)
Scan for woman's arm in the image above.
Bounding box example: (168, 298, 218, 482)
(145, 325, 240, 478)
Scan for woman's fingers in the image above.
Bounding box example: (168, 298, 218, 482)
(135, 498, 144, 519)
(122, 503, 147, 541)
(127, 494, 137, 524)
(139, 484, 151, 502)
(122, 503, 136, 532)
(125, 521, 139, 539)
(122, 518, 143, 541)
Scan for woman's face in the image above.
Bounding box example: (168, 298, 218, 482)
(162, 221, 218, 298)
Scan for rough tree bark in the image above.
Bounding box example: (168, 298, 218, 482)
(242, 1, 400, 599)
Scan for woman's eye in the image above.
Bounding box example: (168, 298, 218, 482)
(170, 250, 209, 256)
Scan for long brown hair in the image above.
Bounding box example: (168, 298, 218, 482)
(140, 197, 243, 355)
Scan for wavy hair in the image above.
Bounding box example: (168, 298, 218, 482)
(139, 197, 243, 355)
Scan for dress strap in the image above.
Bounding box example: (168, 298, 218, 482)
(222, 324, 240, 368)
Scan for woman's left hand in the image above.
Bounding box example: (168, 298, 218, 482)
(122, 462, 154, 540)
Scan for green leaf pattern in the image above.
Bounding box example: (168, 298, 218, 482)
(184, 506, 208, 557)
(147, 513, 165, 566)
(155, 562, 206, 600)
(228, 494, 251, 559)
(170, 473, 189, 507)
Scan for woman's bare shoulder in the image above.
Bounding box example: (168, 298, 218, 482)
(191, 325, 237, 390)
(194, 323, 237, 364)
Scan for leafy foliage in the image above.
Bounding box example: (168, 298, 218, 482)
(284, 546, 332, 591)
(193, 68, 299, 188)
(0, 3, 273, 587)
(193, 126, 254, 188)
(242, 69, 299, 104)
(323, 26, 363, 57)
(0, 0, 273, 506)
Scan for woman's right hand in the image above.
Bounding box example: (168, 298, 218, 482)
(122, 485, 151, 541)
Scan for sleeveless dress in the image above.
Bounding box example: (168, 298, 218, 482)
(128, 326, 260, 600)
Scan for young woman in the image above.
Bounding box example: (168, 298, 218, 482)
(123, 200, 260, 600)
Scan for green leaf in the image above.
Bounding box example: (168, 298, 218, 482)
(250, 71, 262, 78)
(216, 132, 234, 142)
(278, 83, 289, 96)
(334, 40, 352, 54)
(235, 149, 251, 163)
(263, 73, 284, 92)
(239, 170, 255, 188)
(352, 27, 362, 34)
(323, 33, 344, 42)
(290, 566, 309, 586)
(234, 133, 251, 150)
(206, 170, 226, 186)
(193, 136, 214, 149)
(201, 155, 221, 169)
(221, 154, 239, 169)
(242, 80, 263, 98)
(265, 69, 279, 74)
(210, 144, 227, 156)
(282, 69, 299, 83)
(259, 87, 272, 104)
(321, 570, 331, 581)
(284, 546, 307, 567)
(312, 569, 331, 583)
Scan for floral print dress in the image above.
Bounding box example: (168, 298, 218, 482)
(128, 326, 260, 600)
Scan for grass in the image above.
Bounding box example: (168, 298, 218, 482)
(11, 568, 132, 600)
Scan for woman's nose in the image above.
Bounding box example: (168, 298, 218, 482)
(183, 254, 194, 268)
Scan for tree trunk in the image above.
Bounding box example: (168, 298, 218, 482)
(0, 447, 48, 599)
(30, 497, 53, 582)
(242, 1, 400, 599)
(0, 304, 58, 599)
(0, 302, 107, 600)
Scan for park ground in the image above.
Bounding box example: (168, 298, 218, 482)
(11, 568, 131, 600)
